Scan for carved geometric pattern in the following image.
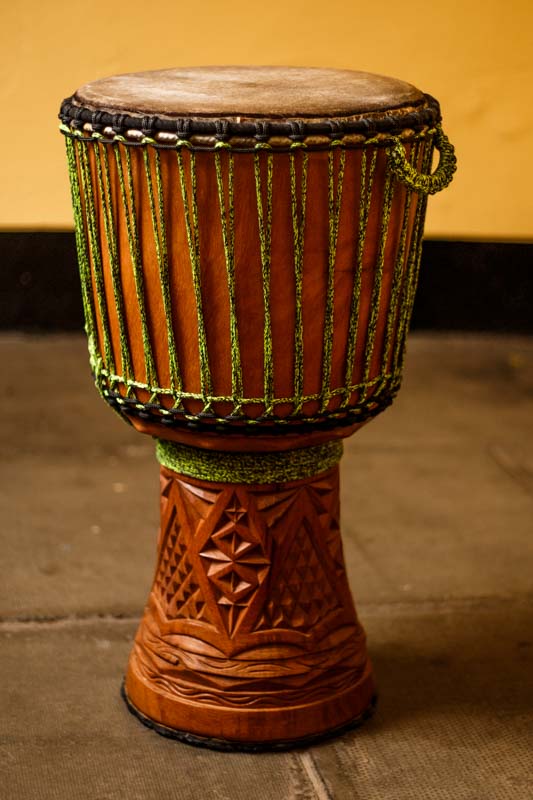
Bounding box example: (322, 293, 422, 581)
(307, 474, 346, 576)
(198, 491, 270, 635)
(130, 464, 369, 715)
(256, 516, 340, 631)
(153, 469, 351, 641)
(154, 483, 213, 624)
(178, 481, 219, 533)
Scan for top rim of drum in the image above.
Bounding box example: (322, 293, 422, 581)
(60, 66, 440, 144)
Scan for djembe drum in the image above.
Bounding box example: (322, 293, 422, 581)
(59, 66, 455, 749)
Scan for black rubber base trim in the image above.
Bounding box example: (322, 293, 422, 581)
(121, 681, 377, 752)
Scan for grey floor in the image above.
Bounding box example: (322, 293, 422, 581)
(1, 333, 532, 799)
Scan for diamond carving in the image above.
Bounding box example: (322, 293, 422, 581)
(148, 468, 355, 649)
(198, 491, 270, 635)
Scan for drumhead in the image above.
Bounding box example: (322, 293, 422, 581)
(60, 66, 439, 141)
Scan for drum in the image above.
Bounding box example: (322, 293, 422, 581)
(59, 66, 456, 749)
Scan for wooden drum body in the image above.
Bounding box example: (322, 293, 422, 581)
(59, 67, 455, 749)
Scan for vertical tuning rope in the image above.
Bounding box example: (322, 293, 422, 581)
(77, 139, 115, 377)
(289, 147, 309, 416)
(215, 145, 243, 413)
(93, 139, 134, 387)
(143, 146, 182, 398)
(342, 149, 378, 408)
(64, 137, 99, 371)
(113, 139, 159, 396)
(321, 146, 346, 413)
(392, 135, 434, 378)
(254, 147, 275, 417)
(375, 140, 420, 397)
(177, 147, 213, 411)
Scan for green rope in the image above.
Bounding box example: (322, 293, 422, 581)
(142, 146, 182, 396)
(113, 140, 159, 395)
(64, 136, 99, 370)
(90, 365, 389, 405)
(93, 138, 134, 385)
(359, 155, 395, 401)
(177, 148, 213, 408)
(289, 147, 309, 415)
(215, 145, 243, 411)
(342, 148, 378, 407)
(254, 148, 274, 416)
(392, 136, 434, 377)
(320, 146, 346, 412)
(374, 140, 419, 397)
(398, 137, 435, 369)
(389, 124, 457, 195)
(156, 439, 343, 484)
(77, 140, 115, 376)
(289, 150, 309, 415)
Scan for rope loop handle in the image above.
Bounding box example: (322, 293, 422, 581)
(388, 124, 457, 195)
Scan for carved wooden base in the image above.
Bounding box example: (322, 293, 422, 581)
(124, 462, 375, 746)
(121, 681, 377, 752)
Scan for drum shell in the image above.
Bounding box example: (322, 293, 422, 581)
(71, 134, 433, 434)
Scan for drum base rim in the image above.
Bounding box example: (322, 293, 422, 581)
(120, 680, 377, 752)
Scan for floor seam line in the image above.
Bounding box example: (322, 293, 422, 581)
(1, 594, 532, 630)
(297, 752, 334, 800)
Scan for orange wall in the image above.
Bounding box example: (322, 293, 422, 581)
(1, 0, 532, 238)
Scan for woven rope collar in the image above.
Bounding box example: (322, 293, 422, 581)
(156, 439, 343, 484)
(59, 95, 440, 152)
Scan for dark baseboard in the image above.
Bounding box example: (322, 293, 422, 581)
(1, 232, 81, 331)
(412, 240, 532, 334)
(0, 232, 531, 333)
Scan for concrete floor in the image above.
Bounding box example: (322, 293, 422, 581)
(1, 333, 532, 799)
